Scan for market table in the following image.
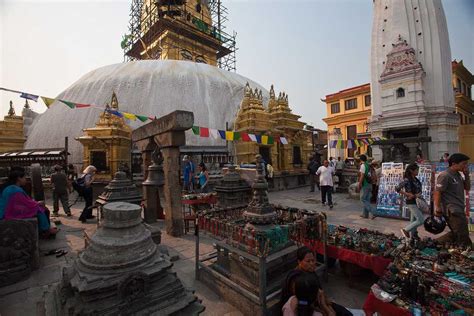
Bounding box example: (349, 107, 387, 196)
(304, 240, 392, 276)
(182, 194, 217, 233)
(363, 291, 411, 316)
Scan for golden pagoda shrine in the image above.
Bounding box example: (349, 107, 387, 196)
(76, 92, 132, 181)
(234, 83, 311, 176)
(0, 101, 26, 153)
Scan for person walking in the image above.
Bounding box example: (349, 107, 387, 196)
(182, 155, 195, 193)
(78, 165, 96, 223)
(396, 163, 424, 239)
(50, 165, 71, 217)
(307, 157, 320, 192)
(434, 153, 472, 248)
(316, 160, 335, 209)
(358, 155, 376, 219)
(197, 162, 209, 193)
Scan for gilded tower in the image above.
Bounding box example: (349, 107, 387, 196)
(0, 101, 26, 153)
(234, 83, 311, 173)
(76, 92, 132, 181)
(124, 0, 236, 70)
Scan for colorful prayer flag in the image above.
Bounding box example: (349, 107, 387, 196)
(108, 109, 123, 118)
(192, 126, 200, 135)
(233, 132, 241, 141)
(136, 115, 149, 122)
(241, 133, 251, 142)
(218, 130, 226, 140)
(280, 137, 288, 145)
(60, 100, 75, 109)
(122, 112, 137, 120)
(209, 129, 220, 139)
(261, 135, 269, 145)
(347, 140, 354, 149)
(249, 134, 257, 142)
(255, 135, 262, 144)
(268, 136, 274, 145)
(336, 140, 343, 149)
(199, 127, 210, 137)
(225, 131, 234, 140)
(20, 92, 39, 102)
(41, 96, 56, 108)
(368, 138, 374, 144)
(76, 103, 91, 109)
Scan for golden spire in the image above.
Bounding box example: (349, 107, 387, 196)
(111, 91, 119, 109)
(8, 100, 15, 116)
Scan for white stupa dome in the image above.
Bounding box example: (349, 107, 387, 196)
(25, 60, 268, 164)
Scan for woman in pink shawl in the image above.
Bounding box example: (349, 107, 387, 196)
(0, 167, 57, 236)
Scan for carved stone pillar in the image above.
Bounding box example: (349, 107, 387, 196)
(142, 145, 165, 223)
(161, 145, 183, 236)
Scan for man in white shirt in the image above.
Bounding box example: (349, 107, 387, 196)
(316, 160, 335, 209)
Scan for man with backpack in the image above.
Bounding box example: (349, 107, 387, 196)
(358, 154, 377, 219)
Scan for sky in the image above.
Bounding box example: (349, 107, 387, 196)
(0, 0, 473, 129)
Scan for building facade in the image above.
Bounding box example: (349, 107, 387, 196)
(322, 61, 473, 161)
(322, 83, 371, 158)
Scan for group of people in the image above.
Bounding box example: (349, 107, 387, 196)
(182, 155, 210, 193)
(357, 152, 472, 248)
(307, 156, 347, 209)
(396, 152, 472, 247)
(0, 163, 99, 238)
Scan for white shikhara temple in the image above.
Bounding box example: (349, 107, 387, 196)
(370, 0, 458, 161)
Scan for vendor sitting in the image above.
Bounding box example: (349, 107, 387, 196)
(280, 247, 352, 316)
(0, 167, 57, 237)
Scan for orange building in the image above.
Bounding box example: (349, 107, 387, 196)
(322, 83, 371, 158)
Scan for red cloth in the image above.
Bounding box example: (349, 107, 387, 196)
(305, 241, 392, 276)
(363, 291, 411, 316)
(5, 192, 45, 219)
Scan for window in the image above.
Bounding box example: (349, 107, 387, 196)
(396, 87, 405, 98)
(331, 103, 340, 114)
(459, 113, 463, 125)
(292, 146, 302, 165)
(364, 95, 371, 107)
(344, 98, 357, 110)
(457, 79, 462, 93)
(462, 83, 467, 96)
(91, 151, 107, 172)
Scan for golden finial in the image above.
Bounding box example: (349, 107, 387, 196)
(244, 82, 251, 97)
(8, 100, 15, 116)
(111, 91, 119, 109)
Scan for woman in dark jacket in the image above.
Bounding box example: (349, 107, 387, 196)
(396, 163, 424, 238)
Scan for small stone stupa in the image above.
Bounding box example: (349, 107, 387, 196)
(214, 165, 251, 209)
(59, 202, 204, 315)
(242, 154, 278, 232)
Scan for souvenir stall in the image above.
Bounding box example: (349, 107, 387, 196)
(363, 238, 474, 315)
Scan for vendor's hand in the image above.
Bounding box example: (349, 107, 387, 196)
(406, 192, 415, 200)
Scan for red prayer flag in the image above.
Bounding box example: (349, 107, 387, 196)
(199, 127, 210, 137)
(241, 133, 251, 142)
(75, 103, 91, 108)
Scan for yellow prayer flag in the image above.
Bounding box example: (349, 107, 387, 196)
(123, 112, 137, 120)
(41, 96, 56, 108)
(261, 135, 269, 145)
(225, 131, 234, 140)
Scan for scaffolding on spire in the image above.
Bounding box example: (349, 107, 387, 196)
(122, 0, 237, 72)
